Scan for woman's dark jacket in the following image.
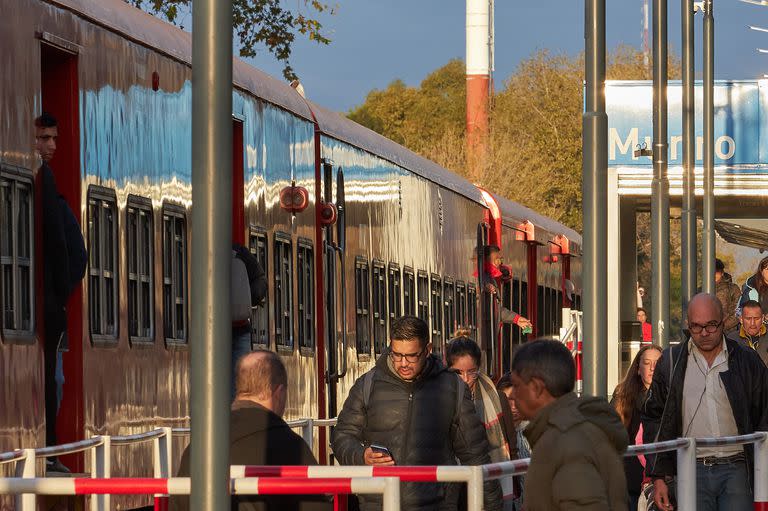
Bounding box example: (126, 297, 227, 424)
(332, 352, 502, 511)
(610, 391, 646, 496)
(641, 338, 768, 479)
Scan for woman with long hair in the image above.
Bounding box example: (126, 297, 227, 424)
(496, 372, 530, 511)
(611, 344, 662, 510)
(446, 336, 517, 510)
(738, 256, 768, 317)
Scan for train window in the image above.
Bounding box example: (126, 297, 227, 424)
(417, 271, 429, 323)
(556, 290, 563, 330)
(403, 266, 415, 317)
(0, 168, 34, 340)
(536, 285, 546, 336)
(512, 279, 522, 347)
(372, 261, 387, 354)
(455, 281, 467, 330)
(126, 196, 154, 344)
(249, 228, 269, 347)
(443, 278, 455, 340)
(88, 186, 119, 344)
(297, 238, 314, 353)
(355, 257, 371, 356)
(430, 274, 443, 351)
(162, 203, 187, 345)
(274, 233, 293, 350)
(501, 278, 512, 364)
(387, 263, 401, 332)
(467, 283, 478, 339)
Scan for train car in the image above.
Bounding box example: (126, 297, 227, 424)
(0, 0, 582, 508)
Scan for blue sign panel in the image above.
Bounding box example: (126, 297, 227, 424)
(606, 80, 764, 168)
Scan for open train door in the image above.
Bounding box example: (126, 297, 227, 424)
(39, 34, 84, 473)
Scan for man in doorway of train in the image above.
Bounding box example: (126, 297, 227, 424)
(479, 245, 532, 332)
(35, 112, 87, 474)
(508, 339, 628, 510)
(332, 315, 503, 511)
(643, 293, 768, 511)
(173, 350, 331, 511)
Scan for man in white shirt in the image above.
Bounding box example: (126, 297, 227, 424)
(643, 293, 768, 511)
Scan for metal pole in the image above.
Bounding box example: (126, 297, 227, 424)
(190, 0, 233, 509)
(681, 0, 696, 318)
(754, 433, 768, 505)
(651, 0, 670, 347)
(676, 439, 697, 510)
(702, 0, 716, 294)
(582, 0, 607, 397)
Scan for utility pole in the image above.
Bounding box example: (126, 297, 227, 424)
(702, 0, 716, 294)
(681, 0, 696, 317)
(582, 0, 608, 397)
(651, 0, 671, 347)
(190, 0, 233, 510)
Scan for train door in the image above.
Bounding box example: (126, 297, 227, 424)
(322, 160, 346, 458)
(40, 38, 83, 470)
(232, 119, 245, 245)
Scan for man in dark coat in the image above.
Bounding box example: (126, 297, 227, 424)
(332, 315, 503, 511)
(715, 258, 741, 332)
(727, 300, 768, 367)
(36, 112, 86, 473)
(510, 340, 628, 510)
(643, 293, 768, 511)
(173, 350, 331, 511)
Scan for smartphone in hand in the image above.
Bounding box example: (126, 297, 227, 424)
(370, 444, 394, 461)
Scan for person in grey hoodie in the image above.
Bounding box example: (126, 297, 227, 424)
(509, 340, 629, 511)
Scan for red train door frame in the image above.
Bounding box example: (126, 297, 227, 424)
(232, 119, 245, 245)
(40, 40, 83, 471)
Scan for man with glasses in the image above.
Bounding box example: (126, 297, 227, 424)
(333, 316, 502, 511)
(642, 293, 768, 511)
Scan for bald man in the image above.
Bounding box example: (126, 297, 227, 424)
(173, 351, 331, 511)
(642, 293, 768, 511)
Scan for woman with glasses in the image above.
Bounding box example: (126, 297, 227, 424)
(737, 256, 768, 318)
(611, 344, 662, 510)
(446, 336, 517, 510)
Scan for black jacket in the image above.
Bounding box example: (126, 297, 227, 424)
(41, 163, 86, 347)
(332, 351, 502, 511)
(173, 402, 331, 511)
(641, 338, 768, 478)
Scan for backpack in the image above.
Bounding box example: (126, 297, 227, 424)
(231, 250, 252, 323)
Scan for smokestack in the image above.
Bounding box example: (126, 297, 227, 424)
(466, 0, 492, 180)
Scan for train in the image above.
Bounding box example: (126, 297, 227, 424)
(0, 0, 581, 507)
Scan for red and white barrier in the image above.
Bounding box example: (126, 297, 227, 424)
(0, 477, 400, 511)
(230, 464, 483, 511)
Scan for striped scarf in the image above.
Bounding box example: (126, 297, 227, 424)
(475, 373, 516, 509)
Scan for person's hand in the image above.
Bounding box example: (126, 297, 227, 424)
(517, 317, 532, 330)
(485, 283, 498, 294)
(653, 478, 674, 510)
(363, 447, 394, 466)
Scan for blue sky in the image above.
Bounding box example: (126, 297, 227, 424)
(245, 0, 768, 113)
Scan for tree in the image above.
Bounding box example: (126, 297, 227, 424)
(129, 0, 333, 80)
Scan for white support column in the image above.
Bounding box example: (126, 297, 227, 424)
(467, 465, 483, 511)
(676, 438, 697, 510)
(90, 436, 111, 511)
(14, 449, 37, 511)
(754, 433, 768, 505)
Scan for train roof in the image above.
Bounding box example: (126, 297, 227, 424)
(50, 0, 485, 204)
(491, 192, 582, 248)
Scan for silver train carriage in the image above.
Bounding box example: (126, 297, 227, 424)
(0, 0, 582, 507)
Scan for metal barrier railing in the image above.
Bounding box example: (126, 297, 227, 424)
(2, 420, 767, 510)
(0, 476, 401, 511)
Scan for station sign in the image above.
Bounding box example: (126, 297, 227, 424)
(606, 80, 764, 168)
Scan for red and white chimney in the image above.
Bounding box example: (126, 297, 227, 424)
(466, 0, 493, 175)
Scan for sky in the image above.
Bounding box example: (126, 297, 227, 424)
(245, 0, 768, 114)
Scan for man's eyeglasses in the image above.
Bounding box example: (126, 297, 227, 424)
(688, 321, 723, 334)
(389, 349, 424, 363)
(450, 368, 480, 381)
